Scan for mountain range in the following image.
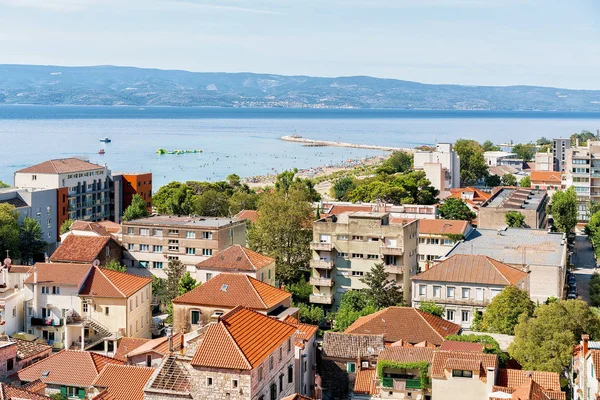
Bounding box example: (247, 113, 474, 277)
(0, 64, 599, 111)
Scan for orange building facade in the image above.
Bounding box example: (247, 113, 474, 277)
(121, 173, 152, 211)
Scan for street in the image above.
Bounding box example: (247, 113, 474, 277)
(571, 235, 595, 303)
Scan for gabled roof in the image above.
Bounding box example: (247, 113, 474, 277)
(92, 364, 154, 400)
(283, 316, 318, 343)
(377, 346, 435, 363)
(191, 306, 297, 370)
(12, 338, 51, 360)
(440, 340, 484, 353)
(15, 350, 124, 387)
(69, 221, 111, 237)
(16, 158, 104, 174)
(234, 210, 259, 223)
(345, 307, 461, 346)
(353, 369, 379, 396)
(79, 267, 152, 299)
(125, 334, 183, 358)
(530, 171, 561, 184)
(195, 245, 274, 272)
(496, 369, 561, 392)
(448, 187, 491, 203)
(172, 273, 290, 310)
(1, 382, 52, 400)
(24, 263, 92, 286)
(50, 235, 116, 263)
(412, 254, 528, 286)
(418, 219, 470, 236)
(491, 379, 565, 400)
(322, 332, 385, 360)
(97, 221, 122, 234)
(431, 350, 497, 380)
(113, 338, 151, 362)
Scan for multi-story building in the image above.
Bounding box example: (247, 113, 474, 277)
(318, 202, 438, 220)
(477, 188, 548, 230)
(413, 143, 461, 196)
(535, 150, 554, 172)
(195, 245, 276, 285)
(0, 261, 29, 336)
(112, 172, 153, 222)
(562, 140, 600, 222)
(530, 171, 562, 192)
(411, 254, 529, 329)
(309, 212, 418, 309)
(417, 219, 473, 269)
(553, 138, 571, 172)
(572, 335, 600, 400)
(121, 215, 246, 278)
(14, 158, 112, 225)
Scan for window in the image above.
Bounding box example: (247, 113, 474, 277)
(279, 347, 282, 361)
(127, 243, 135, 251)
(52, 286, 60, 295)
(491, 289, 501, 299)
(168, 240, 179, 251)
(279, 374, 284, 393)
(83, 303, 88, 313)
(202, 231, 213, 240)
(433, 286, 441, 298)
(206, 273, 213, 281)
(191, 310, 200, 325)
(268, 269, 271, 280)
(105, 307, 110, 316)
(140, 244, 150, 252)
(447, 310, 455, 321)
(47, 218, 52, 229)
(41, 286, 48, 294)
(337, 235, 348, 240)
(462, 288, 470, 299)
(419, 285, 426, 296)
(452, 369, 473, 378)
(447, 287, 455, 298)
(186, 231, 196, 239)
(12, 307, 15, 317)
(269, 355, 274, 370)
(338, 252, 348, 258)
(347, 362, 356, 372)
(202, 249, 213, 256)
(461, 310, 469, 323)
(153, 245, 163, 252)
(352, 235, 363, 241)
(152, 229, 163, 236)
(367, 254, 378, 259)
(140, 228, 149, 236)
(127, 227, 134, 235)
(352, 271, 364, 277)
(258, 366, 263, 381)
(443, 239, 454, 246)
(136, 296, 138, 307)
(207, 377, 213, 386)
(168, 229, 179, 235)
(351, 253, 363, 259)
(186, 248, 196, 255)
(136, 320, 138, 332)
(153, 262, 163, 269)
(32, 175, 37, 181)
(287, 338, 291, 352)
(146, 355, 152, 367)
(475, 288, 484, 301)
(130, 299, 133, 311)
(232, 379, 238, 389)
(6, 358, 13, 371)
(288, 365, 293, 383)
(65, 387, 79, 397)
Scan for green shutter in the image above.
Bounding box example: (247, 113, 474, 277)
(78, 388, 86, 398)
(60, 387, 67, 396)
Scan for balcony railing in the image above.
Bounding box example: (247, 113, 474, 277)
(310, 242, 333, 252)
(380, 245, 404, 256)
(309, 294, 334, 305)
(381, 378, 424, 390)
(309, 277, 334, 287)
(309, 259, 334, 270)
(384, 265, 405, 275)
(30, 318, 64, 327)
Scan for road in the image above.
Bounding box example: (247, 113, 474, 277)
(571, 235, 595, 303)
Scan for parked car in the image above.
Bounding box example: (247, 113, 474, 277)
(567, 293, 577, 300)
(568, 275, 577, 285)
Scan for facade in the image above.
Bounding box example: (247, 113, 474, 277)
(309, 212, 418, 309)
(171, 273, 292, 333)
(572, 335, 600, 400)
(553, 138, 571, 172)
(195, 245, 276, 285)
(413, 143, 461, 196)
(112, 173, 153, 223)
(535, 150, 554, 172)
(448, 228, 568, 302)
(562, 140, 600, 222)
(417, 219, 473, 269)
(477, 188, 548, 230)
(0, 263, 29, 336)
(121, 215, 246, 278)
(49, 234, 122, 265)
(530, 171, 562, 192)
(411, 254, 529, 329)
(283, 316, 318, 398)
(319, 202, 438, 220)
(484, 151, 519, 167)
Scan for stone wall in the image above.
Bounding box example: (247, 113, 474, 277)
(188, 367, 251, 400)
(0, 343, 17, 381)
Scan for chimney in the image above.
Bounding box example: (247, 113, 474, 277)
(167, 327, 173, 352)
(33, 266, 38, 284)
(583, 334, 590, 356)
(576, 138, 580, 147)
(44, 252, 49, 263)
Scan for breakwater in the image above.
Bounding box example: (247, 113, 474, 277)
(280, 135, 412, 152)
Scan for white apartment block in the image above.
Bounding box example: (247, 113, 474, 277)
(413, 143, 460, 196)
(562, 140, 600, 222)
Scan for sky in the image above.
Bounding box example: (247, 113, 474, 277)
(0, 0, 599, 89)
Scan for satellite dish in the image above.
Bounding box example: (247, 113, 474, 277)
(92, 260, 100, 267)
(3, 258, 10, 266)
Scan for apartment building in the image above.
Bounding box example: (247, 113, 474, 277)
(195, 245, 276, 285)
(417, 219, 473, 269)
(309, 212, 418, 309)
(318, 201, 438, 220)
(572, 335, 600, 400)
(530, 171, 562, 192)
(0, 262, 29, 336)
(122, 215, 246, 278)
(413, 143, 461, 195)
(535, 150, 554, 172)
(112, 172, 153, 222)
(562, 140, 600, 222)
(477, 188, 548, 230)
(553, 138, 571, 172)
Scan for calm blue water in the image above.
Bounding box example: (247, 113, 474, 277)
(1, 106, 600, 188)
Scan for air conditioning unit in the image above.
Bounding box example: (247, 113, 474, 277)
(361, 361, 369, 369)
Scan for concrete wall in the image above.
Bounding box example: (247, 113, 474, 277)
(431, 368, 495, 400)
(0, 342, 17, 381)
(477, 206, 546, 230)
(527, 263, 563, 302)
(124, 284, 152, 338)
(195, 262, 275, 286)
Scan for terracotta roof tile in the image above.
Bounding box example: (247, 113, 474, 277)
(2, 383, 52, 400)
(91, 389, 116, 400)
(125, 334, 183, 357)
(15, 350, 124, 387)
(191, 306, 297, 370)
(345, 307, 461, 346)
(448, 187, 491, 203)
(113, 338, 151, 362)
(21, 379, 47, 393)
(492, 379, 565, 400)
(69, 221, 111, 237)
(24, 263, 92, 286)
(97, 268, 152, 297)
(418, 219, 470, 235)
(354, 369, 379, 395)
(196, 245, 274, 272)
(591, 350, 600, 380)
(92, 364, 154, 400)
(97, 221, 122, 234)
(496, 368, 561, 392)
(8, 265, 33, 274)
(444, 357, 482, 371)
(283, 316, 318, 343)
(412, 254, 528, 286)
(12, 338, 51, 360)
(530, 171, 562, 185)
(322, 332, 385, 359)
(16, 158, 104, 174)
(234, 210, 259, 223)
(378, 346, 434, 363)
(50, 235, 114, 263)
(79, 267, 151, 298)
(172, 273, 290, 310)
(440, 341, 485, 353)
(431, 350, 497, 380)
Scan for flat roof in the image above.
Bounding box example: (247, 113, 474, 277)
(448, 228, 565, 267)
(123, 215, 242, 228)
(483, 151, 516, 157)
(483, 188, 546, 211)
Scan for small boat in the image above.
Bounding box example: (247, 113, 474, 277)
(100, 137, 111, 143)
(98, 149, 105, 155)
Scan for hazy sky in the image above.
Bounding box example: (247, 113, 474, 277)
(0, 0, 599, 89)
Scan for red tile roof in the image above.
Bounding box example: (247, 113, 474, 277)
(496, 369, 561, 392)
(234, 210, 259, 223)
(440, 341, 485, 353)
(125, 334, 184, 358)
(92, 364, 155, 400)
(21, 379, 46, 393)
(16, 158, 104, 174)
(283, 316, 318, 343)
(24, 263, 92, 286)
(97, 221, 122, 234)
(378, 346, 435, 363)
(191, 306, 297, 370)
(413, 254, 528, 286)
(69, 221, 111, 237)
(196, 245, 274, 272)
(79, 267, 152, 298)
(354, 369, 379, 395)
(530, 171, 562, 185)
(113, 338, 151, 362)
(15, 350, 124, 387)
(431, 350, 497, 380)
(1, 383, 52, 400)
(345, 307, 461, 346)
(172, 273, 290, 310)
(418, 219, 470, 235)
(50, 235, 115, 263)
(492, 380, 565, 400)
(448, 187, 491, 203)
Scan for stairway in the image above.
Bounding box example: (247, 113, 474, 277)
(82, 319, 115, 350)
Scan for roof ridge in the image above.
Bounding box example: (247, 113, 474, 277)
(239, 246, 257, 270)
(246, 276, 269, 309)
(90, 352, 124, 373)
(92, 267, 126, 298)
(345, 308, 387, 332)
(414, 309, 445, 341)
(219, 314, 253, 369)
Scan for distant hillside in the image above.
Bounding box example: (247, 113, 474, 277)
(0, 64, 599, 111)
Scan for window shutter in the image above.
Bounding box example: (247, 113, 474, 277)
(60, 387, 67, 396)
(78, 388, 86, 398)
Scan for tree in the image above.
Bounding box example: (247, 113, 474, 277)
(485, 174, 501, 188)
(347, 171, 438, 205)
(536, 137, 552, 146)
(571, 130, 598, 146)
(360, 263, 403, 309)
(104, 259, 127, 272)
(19, 217, 45, 264)
(480, 286, 534, 334)
(512, 143, 536, 162)
(482, 140, 500, 152)
(226, 173, 241, 188)
(376, 151, 413, 174)
(163, 259, 187, 305)
(549, 187, 578, 233)
(332, 290, 379, 332)
(275, 169, 320, 202)
(122, 194, 149, 221)
(228, 190, 259, 215)
(248, 187, 313, 284)
(178, 272, 199, 296)
(59, 219, 74, 235)
(286, 280, 313, 304)
(438, 198, 476, 222)
(590, 273, 600, 307)
(501, 174, 517, 186)
(519, 176, 531, 188)
(195, 189, 229, 217)
(152, 182, 197, 215)
(332, 177, 356, 201)
(297, 303, 324, 325)
(419, 301, 445, 317)
(454, 139, 488, 185)
(152, 276, 165, 305)
(587, 211, 600, 258)
(0, 204, 20, 259)
(50, 394, 68, 400)
(505, 211, 526, 228)
(509, 300, 600, 373)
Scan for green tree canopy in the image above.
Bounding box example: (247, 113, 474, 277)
(376, 151, 413, 175)
(549, 187, 578, 233)
(505, 211, 526, 228)
(332, 177, 356, 201)
(163, 259, 187, 306)
(297, 303, 324, 325)
(104, 260, 127, 272)
(590, 273, 600, 307)
(519, 176, 531, 188)
(228, 189, 259, 216)
(178, 272, 199, 296)
(360, 263, 403, 309)
(0, 204, 20, 259)
(480, 286, 534, 334)
(332, 290, 379, 332)
(122, 194, 150, 221)
(286, 279, 313, 304)
(226, 173, 241, 187)
(418, 301, 445, 317)
(571, 130, 598, 146)
(438, 198, 476, 222)
(512, 143, 536, 162)
(347, 171, 438, 205)
(152, 182, 197, 215)
(19, 217, 45, 264)
(509, 300, 600, 373)
(536, 137, 552, 146)
(482, 140, 501, 152)
(485, 174, 501, 188)
(454, 139, 488, 186)
(501, 173, 517, 186)
(59, 219, 74, 235)
(275, 169, 321, 202)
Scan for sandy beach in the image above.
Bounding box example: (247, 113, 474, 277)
(280, 135, 413, 152)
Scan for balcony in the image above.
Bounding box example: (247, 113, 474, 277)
(380, 245, 404, 256)
(309, 294, 334, 305)
(310, 242, 333, 252)
(30, 318, 64, 327)
(310, 259, 334, 270)
(384, 265, 406, 275)
(309, 277, 334, 287)
(381, 378, 425, 390)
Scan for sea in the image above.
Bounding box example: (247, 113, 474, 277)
(1, 105, 600, 189)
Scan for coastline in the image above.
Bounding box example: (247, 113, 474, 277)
(280, 135, 413, 152)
